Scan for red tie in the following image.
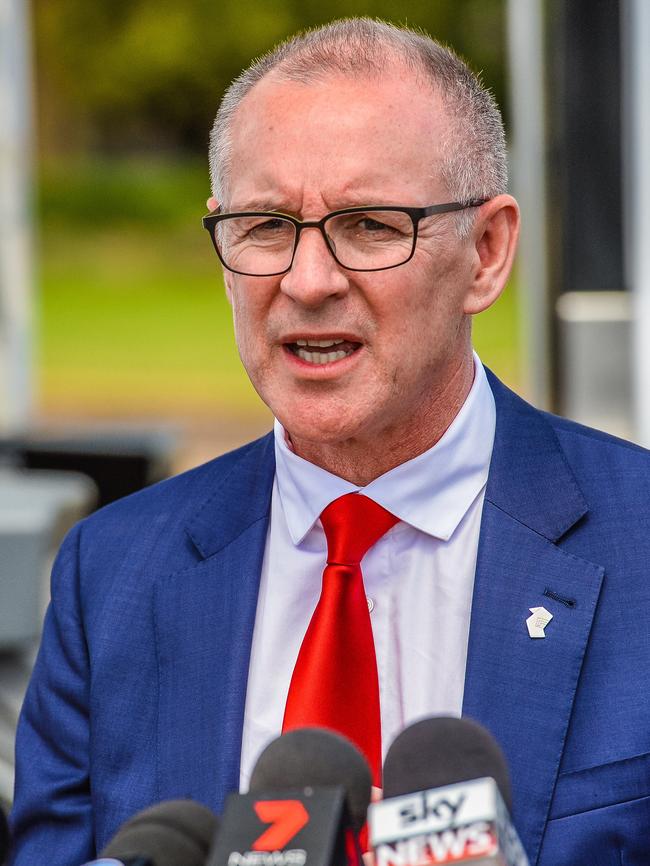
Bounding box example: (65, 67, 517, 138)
(282, 493, 399, 787)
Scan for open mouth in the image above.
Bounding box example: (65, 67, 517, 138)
(284, 338, 362, 366)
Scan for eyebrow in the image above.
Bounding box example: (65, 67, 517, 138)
(225, 198, 404, 216)
(227, 188, 397, 215)
(227, 199, 292, 213)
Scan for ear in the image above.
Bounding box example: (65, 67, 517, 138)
(462, 194, 520, 315)
(205, 195, 233, 301)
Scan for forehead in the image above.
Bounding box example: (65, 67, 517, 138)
(226, 69, 451, 210)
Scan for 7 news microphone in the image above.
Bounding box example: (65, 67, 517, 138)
(368, 717, 529, 866)
(207, 727, 372, 866)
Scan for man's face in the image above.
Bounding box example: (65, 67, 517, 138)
(222, 69, 480, 450)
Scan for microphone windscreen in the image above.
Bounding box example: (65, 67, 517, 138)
(0, 804, 9, 864)
(383, 716, 513, 813)
(249, 727, 372, 833)
(99, 799, 219, 866)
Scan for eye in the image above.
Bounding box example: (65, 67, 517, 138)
(355, 216, 406, 237)
(227, 216, 294, 245)
(358, 217, 394, 232)
(248, 218, 291, 238)
(332, 211, 412, 241)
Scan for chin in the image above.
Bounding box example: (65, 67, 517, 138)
(279, 409, 367, 448)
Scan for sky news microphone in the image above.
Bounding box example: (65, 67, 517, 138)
(207, 727, 372, 866)
(369, 717, 529, 866)
(81, 798, 219, 866)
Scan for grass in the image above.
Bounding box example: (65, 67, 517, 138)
(36, 158, 521, 420)
(38, 225, 262, 418)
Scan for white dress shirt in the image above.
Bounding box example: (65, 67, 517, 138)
(239, 354, 496, 790)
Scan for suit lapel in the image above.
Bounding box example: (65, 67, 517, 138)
(154, 434, 275, 813)
(463, 374, 604, 865)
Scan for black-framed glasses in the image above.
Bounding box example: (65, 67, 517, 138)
(202, 200, 486, 277)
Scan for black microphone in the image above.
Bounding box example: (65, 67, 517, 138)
(207, 727, 372, 866)
(1, 803, 10, 866)
(82, 798, 219, 866)
(369, 717, 529, 866)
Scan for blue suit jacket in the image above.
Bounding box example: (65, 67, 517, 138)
(9, 373, 650, 866)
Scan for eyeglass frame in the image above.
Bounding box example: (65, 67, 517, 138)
(201, 199, 487, 277)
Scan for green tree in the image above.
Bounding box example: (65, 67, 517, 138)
(34, 0, 506, 157)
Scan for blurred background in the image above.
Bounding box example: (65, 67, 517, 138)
(9, 0, 519, 465)
(1, 0, 648, 817)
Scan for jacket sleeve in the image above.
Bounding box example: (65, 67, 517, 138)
(9, 522, 95, 866)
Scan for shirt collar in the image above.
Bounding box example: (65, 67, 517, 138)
(274, 353, 496, 545)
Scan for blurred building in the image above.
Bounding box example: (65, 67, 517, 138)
(509, 0, 650, 443)
(0, 0, 34, 434)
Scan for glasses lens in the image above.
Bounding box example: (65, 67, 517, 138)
(325, 210, 415, 270)
(216, 215, 296, 275)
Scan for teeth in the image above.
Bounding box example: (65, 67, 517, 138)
(296, 348, 350, 364)
(289, 338, 356, 365)
(295, 338, 345, 348)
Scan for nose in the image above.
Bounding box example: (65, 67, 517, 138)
(280, 225, 350, 307)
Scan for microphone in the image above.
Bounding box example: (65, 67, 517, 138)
(207, 727, 372, 866)
(1, 803, 10, 866)
(82, 798, 219, 866)
(369, 717, 529, 866)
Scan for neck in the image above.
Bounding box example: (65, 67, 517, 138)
(288, 354, 475, 486)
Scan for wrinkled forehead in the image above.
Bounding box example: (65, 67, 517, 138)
(231, 62, 448, 144)
(226, 67, 453, 209)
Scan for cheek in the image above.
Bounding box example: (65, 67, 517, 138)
(234, 308, 259, 364)
(227, 289, 254, 356)
(223, 273, 234, 305)
(375, 268, 467, 376)
(228, 286, 275, 375)
(406, 253, 470, 323)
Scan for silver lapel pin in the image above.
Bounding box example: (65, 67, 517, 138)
(526, 606, 553, 638)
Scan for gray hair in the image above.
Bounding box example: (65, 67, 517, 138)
(209, 18, 507, 237)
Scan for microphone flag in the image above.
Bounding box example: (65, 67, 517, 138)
(208, 787, 354, 866)
(369, 777, 529, 866)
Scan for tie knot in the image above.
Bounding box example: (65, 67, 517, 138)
(320, 493, 399, 565)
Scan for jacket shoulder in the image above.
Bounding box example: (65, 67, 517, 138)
(68, 432, 274, 590)
(487, 368, 650, 485)
(83, 432, 273, 528)
(543, 409, 650, 458)
(485, 368, 650, 543)
(541, 410, 650, 501)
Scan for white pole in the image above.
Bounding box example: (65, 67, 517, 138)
(0, 0, 34, 433)
(506, 0, 551, 408)
(622, 0, 650, 446)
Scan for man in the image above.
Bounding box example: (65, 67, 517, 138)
(10, 18, 650, 866)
